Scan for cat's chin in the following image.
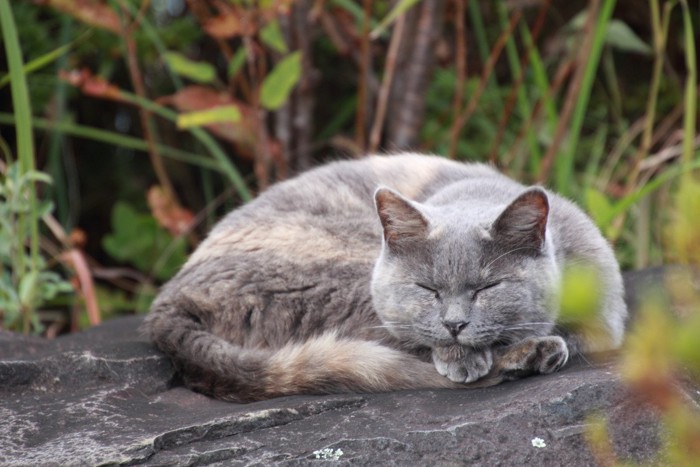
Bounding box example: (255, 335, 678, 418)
(433, 336, 492, 349)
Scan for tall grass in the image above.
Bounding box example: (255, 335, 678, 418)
(588, 1, 700, 463)
(450, 0, 697, 269)
(554, 0, 617, 196)
(0, 0, 40, 332)
(0, 113, 222, 171)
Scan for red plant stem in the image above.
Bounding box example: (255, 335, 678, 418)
(387, 0, 446, 150)
(292, 0, 315, 171)
(369, 14, 406, 153)
(537, 0, 600, 183)
(488, 0, 551, 164)
(355, 0, 373, 154)
(243, 34, 272, 190)
(118, 0, 177, 201)
(449, 0, 467, 157)
(275, 12, 293, 177)
(63, 249, 101, 328)
(501, 59, 574, 170)
(448, 9, 522, 159)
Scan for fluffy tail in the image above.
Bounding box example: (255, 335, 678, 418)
(143, 295, 455, 402)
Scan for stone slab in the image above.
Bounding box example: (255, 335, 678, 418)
(0, 268, 695, 466)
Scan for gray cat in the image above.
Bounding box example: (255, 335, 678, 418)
(144, 154, 627, 402)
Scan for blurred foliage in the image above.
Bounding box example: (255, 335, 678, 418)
(0, 164, 72, 333)
(102, 201, 187, 281)
(0, 0, 697, 333)
(616, 175, 700, 464)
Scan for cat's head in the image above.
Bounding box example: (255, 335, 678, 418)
(370, 186, 560, 350)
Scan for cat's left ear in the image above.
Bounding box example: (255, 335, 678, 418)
(375, 187, 429, 250)
(492, 188, 549, 252)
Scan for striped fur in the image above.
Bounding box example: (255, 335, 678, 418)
(143, 154, 626, 402)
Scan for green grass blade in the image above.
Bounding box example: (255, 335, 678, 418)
(601, 157, 700, 227)
(370, 0, 420, 39)
(555, 0, 617, 194)
(0, 112, 223, 172)
(116, 91, 252, 201)
(582, 123, 609, 193)
(467, 0, 504, 112)
(0, 0, 40, 332)
(0, 1, 35, 173)
(0, 38, 77, 90)
(331, 0, 378, 30)
(679, 0, 697, 183)
(495, 0, 541, 172)
(468, 0, 490, 72)
(519, 22, 558, 138)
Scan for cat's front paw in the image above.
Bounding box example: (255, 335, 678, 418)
(533, 336, 569, 374)
(491, 335, 569, 381)
(432, 345, 493, 383)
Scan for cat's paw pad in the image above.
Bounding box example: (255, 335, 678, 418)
(534, 336, 569, 374)
(433, 346, 493, 383)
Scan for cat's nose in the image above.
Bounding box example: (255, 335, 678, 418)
(443, 320, 469, 337)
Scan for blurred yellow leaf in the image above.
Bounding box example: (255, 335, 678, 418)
(260, 51, 302, 110)
(176, 105, 242, 129)
(621, 300, 675, 387)
(164, 52, 217, 84)
(558, 264, 601, 324)
(665, 178, 700, 266)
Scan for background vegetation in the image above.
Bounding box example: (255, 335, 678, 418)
(1, 0, 695, 331)
(1, 0, 700, 462)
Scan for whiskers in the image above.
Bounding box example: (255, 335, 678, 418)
(368, 322, 414, 331)
(477, 321, 552, 334)
(502, 321, 553, 331)
(471, 321, 554, 346)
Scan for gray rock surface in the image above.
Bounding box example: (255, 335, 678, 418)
(0, 268, 694, 466)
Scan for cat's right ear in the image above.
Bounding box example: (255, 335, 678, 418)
(374, 188, 429, 250)
(491, 187, 549, 253)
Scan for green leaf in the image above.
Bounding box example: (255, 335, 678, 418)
(605, 20, 652, 55)
(19, 170, 52, 187)
(176, 105, 242, 129)
(38, 271, 73, 300)
(227, 47, 247, 78)
(260, 19, 288, 54)
(102, 202, 143, 262)
(18, 270, 38, 308)
(260, 51, 302, 110)
(102, 202, 187, 281)
(163, 52, 217, 84)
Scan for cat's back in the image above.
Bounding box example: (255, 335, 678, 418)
(185, 154, 499, 266)
(222, 154, 498, 224)
(154, 154, 501, 347)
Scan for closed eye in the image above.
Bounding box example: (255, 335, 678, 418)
(416, 283, 440, 300)
(473, 281, 501, 299)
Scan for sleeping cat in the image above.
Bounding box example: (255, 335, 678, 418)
(144, 154, 627, 402)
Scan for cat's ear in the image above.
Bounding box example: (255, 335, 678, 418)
(492, 188, 549, 252)
(374, 187, 429, 249)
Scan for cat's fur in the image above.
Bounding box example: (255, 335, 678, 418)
(144, 154, 627, 402)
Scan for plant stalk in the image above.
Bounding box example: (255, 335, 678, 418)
(0, 0, 40, 333)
